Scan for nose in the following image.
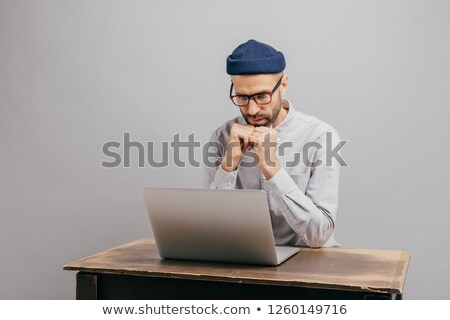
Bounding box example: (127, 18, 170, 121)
(246, 98, 261, 116)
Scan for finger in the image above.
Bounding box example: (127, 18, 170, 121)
(251, 131, 270, 138)
(243, 134, 250, 146)
(244, 126, 255, 135)
(239, 124, 255, 131)
(236, 130, 251, 142)
(249, 135, 263, 145)
(253, 127, 270, 133)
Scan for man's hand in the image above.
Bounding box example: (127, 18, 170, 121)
(221, 123, 281, 179)
(221, 123, 255, 172)
(249, 126, 281, 179)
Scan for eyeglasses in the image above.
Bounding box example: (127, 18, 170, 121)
(229, 76, 283, 107)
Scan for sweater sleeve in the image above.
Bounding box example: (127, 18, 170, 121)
(265, 130, 341, 247)
(203, 132, 238, 189)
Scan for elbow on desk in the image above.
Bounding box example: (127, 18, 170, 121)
(302, 221, 335, 248)
(304, 237, 330, 249)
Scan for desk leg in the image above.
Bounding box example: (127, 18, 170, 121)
(76, 272, 98, 300)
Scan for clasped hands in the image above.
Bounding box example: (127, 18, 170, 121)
(221, 123, 281, 179)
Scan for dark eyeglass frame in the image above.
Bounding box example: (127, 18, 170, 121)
(229, 76, 283, 107)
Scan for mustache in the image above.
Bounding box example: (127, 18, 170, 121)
(244, 114, 268, 119)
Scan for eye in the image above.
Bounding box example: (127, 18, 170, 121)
(254, 93, 271, 104)
(232, 95, 249, 106)
(255, 93, 270, 100)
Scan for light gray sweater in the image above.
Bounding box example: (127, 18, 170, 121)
(203, 100, 343, 247)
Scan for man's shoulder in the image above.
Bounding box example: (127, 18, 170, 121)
(291, 109, 339, 140)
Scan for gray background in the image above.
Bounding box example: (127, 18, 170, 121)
(1, 0, 449, 299)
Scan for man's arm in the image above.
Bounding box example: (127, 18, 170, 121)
(203, 124, 254, 189)
(203, 132, 240, 189)
(266, 131, 341, 248)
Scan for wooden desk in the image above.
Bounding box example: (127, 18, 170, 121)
(63, 239, 410, 300)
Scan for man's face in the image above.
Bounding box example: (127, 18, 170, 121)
(230, 73, 287, 127)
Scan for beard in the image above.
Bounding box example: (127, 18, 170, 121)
(241, 97, 283, 127)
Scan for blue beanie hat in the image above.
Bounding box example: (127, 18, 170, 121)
(226, 39, 286, 75)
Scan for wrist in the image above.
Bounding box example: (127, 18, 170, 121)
(221, 153, 241, 172)
(261, 162, 281, 180)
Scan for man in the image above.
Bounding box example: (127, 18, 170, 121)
(204, 39, 343, 248)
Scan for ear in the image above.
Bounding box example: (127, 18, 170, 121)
(280, 75, 288, 95)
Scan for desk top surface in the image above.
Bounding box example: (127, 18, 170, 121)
(64, 239, 410, 294)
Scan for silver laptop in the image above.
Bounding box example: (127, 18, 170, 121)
(143, 187, 299, 266)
